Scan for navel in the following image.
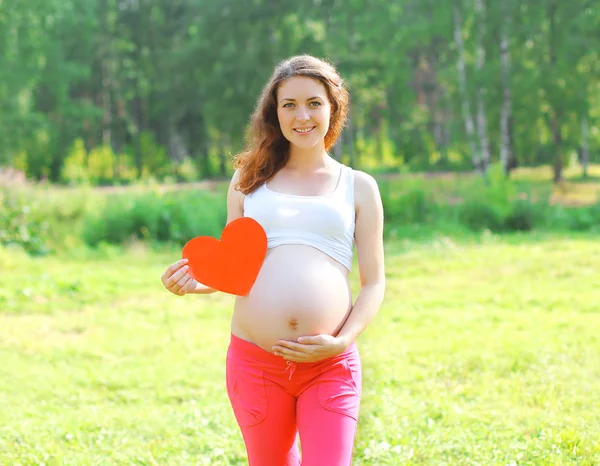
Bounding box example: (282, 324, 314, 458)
(288, 318, 299, 331)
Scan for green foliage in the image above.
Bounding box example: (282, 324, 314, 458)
(542, 200, 600, 232)
(0, 187, 50, 255)
(465, 164, 519, 216)
(457, 201, 506, 232)
(2, 0, 600, 183)
(453, 164, 538, 232)
(61, 136, 196, 186)
(379, 166, 600, 235)
(504, 199, 540, 231)
(380, 177, 437, 225)
(61, 139, 90, 185)
(4, 168, 600, 256)
(175, 157, 201, 183)
(82, 189, 226, 247)
(565, 203, 600, 232)
(62, 139, 146, 186)
(139, 132, 171, 179)
(86, 145, 116, 185)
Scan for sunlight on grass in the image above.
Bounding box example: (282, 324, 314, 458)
(45, 162, 600, 207)
(512, 164, 600, 206)
(1, 233, 600, 464)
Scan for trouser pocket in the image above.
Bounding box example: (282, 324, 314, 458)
(317, 354, 362, 421)
(226, 350, 268, 427)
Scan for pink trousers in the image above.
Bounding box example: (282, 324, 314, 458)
(226, 333, 362, 466)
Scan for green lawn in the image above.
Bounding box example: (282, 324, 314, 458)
(1, 232, 600, 465)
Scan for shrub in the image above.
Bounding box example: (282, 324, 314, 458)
(0, 187, 50, 255)
(380, 178, 437, 225)
(457, 201, 505, 232)
(567, 205, 599, 231)
(504, 200, 540, 231)
(81, 188, 226, 247)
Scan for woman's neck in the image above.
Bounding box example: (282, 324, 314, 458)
(286, 143, 331, 172)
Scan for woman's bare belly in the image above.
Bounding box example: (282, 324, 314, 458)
(231, 245, 353, 352)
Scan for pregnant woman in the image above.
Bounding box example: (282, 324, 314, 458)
(161, 55, 385, 466)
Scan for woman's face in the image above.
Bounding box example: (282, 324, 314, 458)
(276, 76, 331, 149)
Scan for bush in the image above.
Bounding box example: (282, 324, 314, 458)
(380, 178, 437, 225)
(541, 200, 600, 232)
(4, 169, 600, 257)
(0, 187, 50, 255)
(567, 204, 600, 231)
(81, 188, 226, 247)
(457, 201, 505, 232)
(543, 205, 572, 231)
(504, 199, 540, 231)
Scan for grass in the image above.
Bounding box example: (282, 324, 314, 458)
(1, 231, 600, 465)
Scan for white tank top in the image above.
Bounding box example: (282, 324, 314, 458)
(243, 163, 356, 271)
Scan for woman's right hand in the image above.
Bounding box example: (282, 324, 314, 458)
(161, 259, 198, 296)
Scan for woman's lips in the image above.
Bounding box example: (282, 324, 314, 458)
(294, 126, 316, 135)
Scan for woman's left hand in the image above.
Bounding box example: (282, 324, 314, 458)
(272, 334, 350, 363)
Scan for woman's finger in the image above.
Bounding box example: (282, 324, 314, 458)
(274, 348, 308, 361)
(168, 265, 189, 287)
(178, 276, 195, 295)
(162, 259, 188, 280)
(182, 278, 197, 294)
(173, 273, 191, 292)
(275, 340, 308, 352)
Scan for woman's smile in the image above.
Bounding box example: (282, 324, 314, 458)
(294, 126, 316, 135)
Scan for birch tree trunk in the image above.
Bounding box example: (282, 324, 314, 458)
(101, 0, 113, 153)
(548, 0, 563, 183)
(453, 3, 482, 173)
(500, 0, 514, 176)
(346, 7, 357, 169)
(581, 112, 589, 178)
(427, 41, 447, 164)
(475, 0, 490, 173)
(133, 95, 143, 179)
(101, 54, 112, 151)
(168, 124, 188, 164)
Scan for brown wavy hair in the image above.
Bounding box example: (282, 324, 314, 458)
(232, 55, 349, 195)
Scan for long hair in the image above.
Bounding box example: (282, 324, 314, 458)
(232, 55, 349, 195)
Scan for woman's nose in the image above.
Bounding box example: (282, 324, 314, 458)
(296, 107, 310, 121)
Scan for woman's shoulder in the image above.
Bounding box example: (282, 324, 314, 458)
(348, 168, 377, 188)
(229, 168, 266, 199)
(329, 160, 377, 191)
(335, 161, 374, 183)
(231, 168, 242, 183)
(351, 169, 381, 206)
(228, 169, 246, 199)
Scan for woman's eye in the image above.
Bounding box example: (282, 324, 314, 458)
(282, 102, 321, 108)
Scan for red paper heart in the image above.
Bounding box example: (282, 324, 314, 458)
(181, 217, 267, 296)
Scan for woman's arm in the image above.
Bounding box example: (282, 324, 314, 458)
(188, 169, 245, 295)
(335, 170, 386, 347)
